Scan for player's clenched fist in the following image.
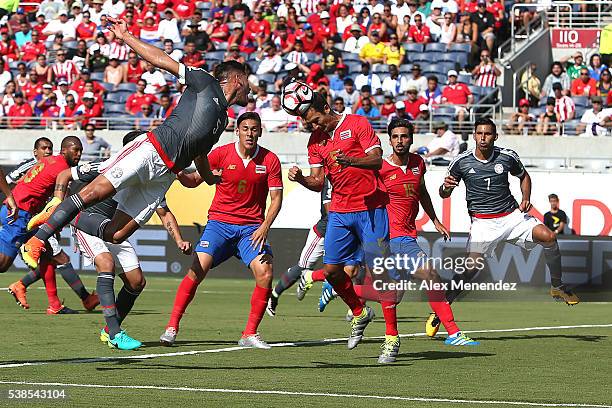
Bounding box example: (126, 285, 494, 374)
(288, 166, 302, 182)
(177, 240, 193, 255)
(443, 175, 459, 190)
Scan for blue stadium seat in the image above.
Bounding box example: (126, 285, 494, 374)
(448, 43, 471, 53)
(257, 73, 276, 84)
(266, 83, 276, 93)
(346, 61, 362, 73)
(105, 92, 124, 103)
(305, 53, 319, 63)
(561, 119, 580, 136)
(529, 107, 544, 117)
(404, 43, 424, 53)
(573, 96, 589, 107)
(574, 106, 587, 118)
(399, 65, 413, 74)
(63, 40, 78, 49)
(425, 43, 448, 53)
(247, 61, 260, 72)
(434, 105, 456, 116)
(458, 73, 472, 84)
(539, 96, 549, 106)
(100, 82, 115, 92)
(90, 72, 104, 82)
(116, 83, 137, 92)
(205, 50, 226, 60)
(374, 95, 385, 104)
(373, 65, 389, 73)
(215, 42, 227, 51)
(104, 102, 125, 113)
(342, 52, 359, 62)
(410, 53, 429, 63)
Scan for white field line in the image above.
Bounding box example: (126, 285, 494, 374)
(0, 381, 609, 408)
(1, 287, 239, 294)
(0, 323, 610, 369)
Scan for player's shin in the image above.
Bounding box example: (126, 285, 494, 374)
(381, 301, 398, 336)
(326, 268, 364, 316)
(427, 290, 459, 336)
(57, 263, 89, 300)
(167, 274, 199, 330)
(97, 273, 121, 338)
(40, 261, 62, 311)
(272, 265, 303, 297)
(20, 268, 41, 287)
(446, 267, 480, 304)
(34, 194, 86, 242)
(243, 284, 271, 336)
(116, 285, 142, 325)
(311, 268, 326, 282)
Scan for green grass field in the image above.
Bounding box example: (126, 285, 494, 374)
(0, 271, 610, 408)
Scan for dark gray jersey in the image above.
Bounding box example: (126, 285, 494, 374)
(314, 178, 332, 236)
(70, 160, 118, 218)
(6, 157, 37, 184)
(448, 147, 525, 215)
(151, 64, 229, 172)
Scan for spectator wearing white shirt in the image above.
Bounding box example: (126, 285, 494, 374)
(163, 39, 183, 63)
(392, 0, 411, 22)
(88, 0, 105, 26)
(260, 96, 296, 132)
(578, 96, 612, 135)
(285, 40, 309, 65)
(430, 0, 458, 18)
(406, 1, 425, 24)
(38, 0, 64, 21)
(42, 10, 76, 41)
(415, 121, 460, 159)
(335, 78, 360, 108)
(69, 3, 84, 28)
(382, 64, 409, 97)
(158, 9, 182, 44)
(332, 97, 352, 114)
(0, 60, 11, 94)
(141, 62, 168, 95)
(102, 0, 125, 18)
(54, 80, 78, 108)
(367, 0, 384, 16)
(354, 62, 382, 94)
(344, 24, 370, 54)
(425, 6, 444, 41)
(406, 64, 428, 95)
(256, 44, 283, 75)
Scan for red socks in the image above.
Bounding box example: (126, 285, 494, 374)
(329, 272, 363, 316)
(167, 274, 199, 330)
(427, 290, 459, 336)
(311, 269, 325, 282)
(242, 284, 271, 336)
(381, 301, 398, 336)
(40, 261, 62, 310)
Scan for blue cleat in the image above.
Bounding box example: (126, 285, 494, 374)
(318, 281, 337, 312)
(108, 330, 142, 350)
(444, 332, 480, 346)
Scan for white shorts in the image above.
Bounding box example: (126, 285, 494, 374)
(298, 227, 325, 269)
(98, 134, 175, 225)
(74, 228, 140, 273)
(468, 209, 542, 257)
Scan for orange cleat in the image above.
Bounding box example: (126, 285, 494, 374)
(7, 281, 29, 309)
(20, 236, 46, 270)
(27, 197, 61, 231)
(82, 291, 100, 311)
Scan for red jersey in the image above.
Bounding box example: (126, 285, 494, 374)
(307, 114, 388, 213)
(301, 34, 323, 54)
(75, 103, 103, 126)
(125, 92, 158, 114)
(404, 96, 428, 120)
(21, 81, 43, 101)
(7, 103, 33, 128)
(245, 19, 271, 39)
(408, 25, 431, 43)
(181, 51, 205, 68)
(76, 21, 97, 39)
(72, 79, 105, 97)
(0, 40, 18, 60)
(442, 83, 472, 104)
(173, 1, 196, 19)
(379, 155, 425, 238)
(126, 61, 145, 83)
(11, 155, 70, 214)
(570, 78, 597, 96)
(207, 143, 282, 225)
(21, 41, 47, 62)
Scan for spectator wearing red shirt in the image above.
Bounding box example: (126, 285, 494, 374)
(570, 68, 598, 97)
(60, 93, 79, 130)
(125, 79, 158, 114)
(123, 51, 146, 83)
(407, 14, 431, 43)
(33, 13, 48, 41)
(403, 85, 429, 120)
(74, 92, 103, 127)
(149, 0, 173, 12)
(314, 11, 336, 41)
(8, 92, 34, 128)
(228, 22, 257, 54)
(72, 70, 105, 98)
(173, 0, 196, 19)
(76, 12, 97, 40)
(273, 24, 296, 55)
(441, 70, 474, 123)
(181, 41, 206, 68)
(139, 3, 161, 25)
(206, 12, 230, 44)
(0, 30, 19, 62)
(301, 24, 324, 54)
(20, 31, 46, 62)
(245, 7, 272, 49)
(21, 72, 43, 102)
(40, 93, 61, 128)
(123, 11, 141, 38)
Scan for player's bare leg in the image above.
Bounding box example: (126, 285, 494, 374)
(238, 254, 273, 349)
(161, 252, 213, 346)
(532, 224, 579, 305)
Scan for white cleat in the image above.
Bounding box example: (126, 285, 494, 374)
(238, 333, 271, 349)
(160, 327, 177, 346)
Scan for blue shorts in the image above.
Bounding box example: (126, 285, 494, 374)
(390, 236, 427, 280)
(345, 248, 364, 266)
(0, 205, 32, 260)
(194, 220, 273, 269)
(324, 208, 390, 267)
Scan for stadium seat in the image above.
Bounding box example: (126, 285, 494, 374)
(104, 102, 125, 113)
(425, 43, 448, 53)
(373, 65, 389, 74)
(404, 43, 424, 53)
(116, 83, 137, 92)
(215, 42, 228, 51)
(575, 106, 587, 118)
(346, 61, 362, 73)
(105, 92, 124, 103)
(9, 61, 20, 69)
(458, 73, 472, 84)
(529, 107, 544, 117)
(562, 120, 580, 136)
(305, 53, 318, 62)
(573, 96, 589, 107)
(266, 83, 276, 93)
(90, 72, 104, 82)
(448, 43, 471, 53)
(247, 61, 260, 72)
(399, 65, 413, 74)
(342, 52, 359, 62)
(63, 40, 78, 49)
(100, 82, 115, 92)
(410, 53, 429, 63)
(258, 73, 276, 84)
(539, 96, 549, 106)
(434, 105, 456, 116)
(206, 50, 226, 60)
(374, 95, 385, 104)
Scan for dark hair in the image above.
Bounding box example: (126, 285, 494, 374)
(163, 39, 173, 44)
(61, 136, 82, 149)
(427, 75, 438, 83)
(474, 116, 497, 134)
(343, 78, 354, 86)
(34, 137, 52, 149)
(548, 193, 559, 200)
(123, 130, 146, 146)
(310, 91, 330, 113)
(237, 111, 262, 127)
(213, 60, 247, 81)
(551, 61, 563, 72)
(334, 97, 344, 103)
(387, 118, 414, 137)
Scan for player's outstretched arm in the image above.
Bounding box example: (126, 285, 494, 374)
(439, 175, 458, 199)
(0, 169, 17, 223)
(420, 178, 450, 240)
(288, 166, 324, 192)
(335, 147, 383, 170)
(194, 155, 222, 186)
(107, 16, 179, 77)
(156, 205, 193, 254)
(518, 170, 532, 213)
(250, 190, 283, 251)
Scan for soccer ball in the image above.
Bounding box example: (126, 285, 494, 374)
(281, 81, 314, 116)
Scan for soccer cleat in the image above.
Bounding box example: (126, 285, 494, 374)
(100, 328, 110, 344)
(296, 269, 313, 301)
(160, 327, 177, 346)
(27, 196, 61, 231)
(266, 295, 278, 317)
(238, 333, 271, 349)
(318, 281, 337, 312)
(426, 312, 441, 337)
(444, 332, 480, 346)
(46, 305, 78, 315)
(550, 286, 580, 305)
(20, 237, 46, 270)
(8, 281, 29, 309)
(82, 291, 100, 311)
(378, 335, 401, 364)
(108, 330, 142, 350)
(347, 305, 375, 349)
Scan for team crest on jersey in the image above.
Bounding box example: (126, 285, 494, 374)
(389, 173, 397, 180)
(494, 164, 504, 174)
(412, 167, 420, 175)
(200, 241, 209, 248)
(110, 167, 123, 179)
(339, 130, 352, 140)
(255, 165, 267, 174)
(80, 163, 92, 173)
(227, 164, 236, 170)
